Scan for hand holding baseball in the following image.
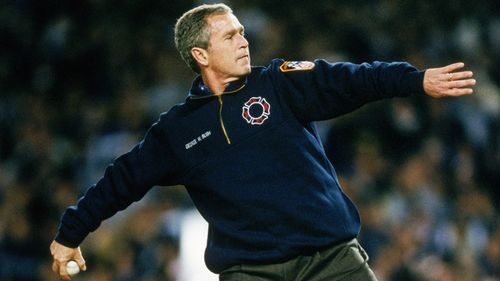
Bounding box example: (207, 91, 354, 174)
(50, 240, 86, 280)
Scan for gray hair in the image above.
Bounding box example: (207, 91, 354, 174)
(174, 3, 233, 74)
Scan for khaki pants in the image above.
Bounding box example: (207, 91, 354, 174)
(219, 239, 378, 281)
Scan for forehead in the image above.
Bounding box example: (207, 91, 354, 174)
(206, 13, 242, 35)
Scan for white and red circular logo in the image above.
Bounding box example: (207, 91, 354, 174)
(242, 96, 271, 125)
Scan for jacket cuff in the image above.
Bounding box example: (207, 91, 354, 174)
(54, 216, 89, 248)
(406, 70, 426, 96)
(54, 230, 86, 248)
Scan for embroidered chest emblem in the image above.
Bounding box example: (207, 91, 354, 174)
(242, 96, 271, 125)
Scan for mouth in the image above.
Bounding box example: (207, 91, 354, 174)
(238, 54, 249, 61)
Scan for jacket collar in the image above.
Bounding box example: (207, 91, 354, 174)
(188, 76, 247, 99)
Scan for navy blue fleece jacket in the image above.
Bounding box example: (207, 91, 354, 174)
(55, 58, 424, 273)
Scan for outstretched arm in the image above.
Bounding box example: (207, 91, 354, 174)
(423, 62, 476, 98)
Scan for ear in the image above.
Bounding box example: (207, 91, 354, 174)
(191, 47, 209, 68)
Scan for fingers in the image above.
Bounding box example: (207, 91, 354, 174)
(448, 78, 476, 90)
(445, 70, 474, 82)
(59, 262, 72, 281)
(52, 260, 71, 281)
(443, 87, 474, 97)
(52, 261, 58, 274)
(436, 82, 475, 97)
(442, 63, 475, 91)
(441, 62, 465, 73)
(445, 69, 476, 97)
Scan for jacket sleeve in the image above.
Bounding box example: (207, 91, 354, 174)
(55, 115, 180, 247)
(271, 59, 425, 122)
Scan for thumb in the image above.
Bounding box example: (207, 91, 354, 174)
(75, 256, 87, 271)
(73, 247, 87, 271)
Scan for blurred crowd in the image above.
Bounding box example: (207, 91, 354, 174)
(0, 0, 499, 280)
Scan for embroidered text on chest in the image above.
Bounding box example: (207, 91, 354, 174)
(185, 131, 212, 150)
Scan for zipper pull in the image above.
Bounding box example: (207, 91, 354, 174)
(218, 95, 231, 144)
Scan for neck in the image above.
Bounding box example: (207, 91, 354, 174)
(201, 71, 240, 95)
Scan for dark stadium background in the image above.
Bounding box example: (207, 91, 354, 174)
(0, 0, 498, 280)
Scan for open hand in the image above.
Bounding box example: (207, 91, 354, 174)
(423, 62, 476, 98)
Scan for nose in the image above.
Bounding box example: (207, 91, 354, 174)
(238, 34, 249, 48)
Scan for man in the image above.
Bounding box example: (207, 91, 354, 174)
(50, 3, 476, 281)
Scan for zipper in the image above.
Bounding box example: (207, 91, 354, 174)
(218, 95, 231, 144)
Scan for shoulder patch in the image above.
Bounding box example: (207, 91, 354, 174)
(279, 61, 315, 72)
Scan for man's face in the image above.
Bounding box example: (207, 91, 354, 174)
(205, 13, 251, 80)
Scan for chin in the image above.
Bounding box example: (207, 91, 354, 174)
(243, 63, 252, 73)
(235, 68, 250, 77)
(237, 58, 251, 74)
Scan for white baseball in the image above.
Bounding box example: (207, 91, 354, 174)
(66, 260, 80, 276)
